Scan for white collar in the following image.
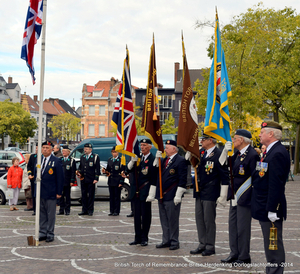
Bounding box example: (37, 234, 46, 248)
(205, 146, 215, 158)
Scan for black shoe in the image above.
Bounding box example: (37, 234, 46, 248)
(24, 208, 31, 211)
(112, 213, 119, 216)
(78, 212, 88, 215)
(156, 242, 170, 248)
(32, 212, 36, 216)
(108, 213, 113, 216)
(46, 238, 54, 242)
(140, 241, 148, 246)
(88, 213, 93, 216)
(234, 258, 251, 264)
(221, 255, 238, 263)
(39, 236, 47, 241)
(169, 245, 180, 250)
(190, 247, 205, 255)
(127, 212, 134, 217)
(65, 212, 70, 215)
(129, 240, 141, 245)
(57, 212, 64, 215)
(202, 249, 215, 256)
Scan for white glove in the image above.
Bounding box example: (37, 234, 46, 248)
(127, 155, 138, 170)
(231, 195, 237, 207)
(185, 151, 192, 161)
(153, 150, 163, 167)
(219, 141, 232, 165)
(146, 185, 156, 202)
(174, 187, 186, 206)
(216, 185, 228, 207)
(268, 212, 279, 222)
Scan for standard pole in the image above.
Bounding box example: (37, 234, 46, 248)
(35, 0, 47, 246)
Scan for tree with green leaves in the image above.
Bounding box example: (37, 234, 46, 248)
(161, 113, 178, 134)
(195, 3, 300, 125)
(0, 100, 37, 149)
(48, 113, 80, 144)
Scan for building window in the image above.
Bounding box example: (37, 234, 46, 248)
(99, 124, 105, 136)
(15, 90, 20, 98)
(159, 95, 172, 109)
(99, 105, 105, 116)
(88, 124, 95, 136)
(89, 105, 95, 115)
(160, 112, 172, 124)
(93, 90, 103, 97)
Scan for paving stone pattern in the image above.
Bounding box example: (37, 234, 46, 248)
(0, 178, 300, 274)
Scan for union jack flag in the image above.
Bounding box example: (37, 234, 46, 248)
(111, 47, 140, 164)
(21, 0, 43, 85)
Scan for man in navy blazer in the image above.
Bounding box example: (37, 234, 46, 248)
(221, 129, 260, 264)
(190, 133, 229, 256)
(38, 141, 64, 243)
(151, 140, 187, 250)
(252, 121, 290, 274)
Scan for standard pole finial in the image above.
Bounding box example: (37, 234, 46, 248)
(153, 32, 155, 43)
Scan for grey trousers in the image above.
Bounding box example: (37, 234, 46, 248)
(158, 200, 181, 246)
(260, 220, 285, 274)
(195, 198, 216, 251)
(39, 198, 57, 239)
(229, 202, 252, 260)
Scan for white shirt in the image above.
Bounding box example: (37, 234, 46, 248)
(266, 140, 279, 153)
(239, 144, 250, 155)
(205, 146, 216, 158)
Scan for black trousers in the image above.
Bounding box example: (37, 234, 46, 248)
(59, 185, 71, 213)
(30, 180, 36, 212)
(133, 197, 152, 242)
(81, 181, 95, 214)
(109, 185, 121, 214)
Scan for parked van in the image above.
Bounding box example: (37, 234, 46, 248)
(70, 134, 177, 161)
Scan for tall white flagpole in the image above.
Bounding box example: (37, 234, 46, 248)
(35, 0, 47, 246)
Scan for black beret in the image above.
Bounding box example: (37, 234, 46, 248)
(261, 121, 282, 131)
(111, 146, 116, 151)
(42, 141, 53, 147)
(165, 140, 177, 146)
(235, 129, 252, 139)
(140, 139, 152, 145)
(84, 143, 92, 148)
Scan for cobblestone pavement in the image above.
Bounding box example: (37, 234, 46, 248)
(0, 177, 299, 274)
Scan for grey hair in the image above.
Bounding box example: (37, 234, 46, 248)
(241, 136, 251, 144)
(264, 127, 282, 140)
(210, 138, 217, 144)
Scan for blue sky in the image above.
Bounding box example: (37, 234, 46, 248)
(1, 0, 300, 109)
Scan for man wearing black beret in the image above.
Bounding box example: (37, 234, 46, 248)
(221, 129, 260, 264)
(77, 143, 100, 216)
(151, 140, 187, 251)
(251, 121, 290, 274)
(127, 139, 158, 246)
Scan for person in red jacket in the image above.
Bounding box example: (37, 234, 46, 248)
(7, 157, 23, 211)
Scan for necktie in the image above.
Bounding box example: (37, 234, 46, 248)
(261, 151, 266, 162)
(164, 157, 170, 168)
(141, 156, 145, 162)
(203, 151, 207, 158)
(41, 158, 46, 174)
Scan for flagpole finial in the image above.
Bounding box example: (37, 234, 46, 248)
(153, 33, 155, 43)
(181, 30, 184, 41)
(215, 6, 218, 19)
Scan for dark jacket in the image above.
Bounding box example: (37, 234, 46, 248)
(195, 147, 229, 201)
(229, 145, 260, 206)
(61, 156, 76, 186)
(251, 141, 290, 222)
(34, 155, 64, 200)
(128, 153, 158, 201)
(78, 153, 100, 183)
(155, 153, 188, 201)
(106, 156, 124, 187)
(27, 153, 37, 179)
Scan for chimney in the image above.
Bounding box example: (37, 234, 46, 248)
(34, 95, 38, 102)
(8, 77, 13, 83)
(174, 62, 180, 88)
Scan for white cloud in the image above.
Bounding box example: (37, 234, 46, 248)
(1, 0, 300, 108)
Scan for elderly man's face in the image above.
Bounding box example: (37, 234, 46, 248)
(140, 143, 151, 155)
(165, 144, 176, 157)
(42, 145, 52, 157)
(62, 149, 70, 158)
(233, 135, 243, 150)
